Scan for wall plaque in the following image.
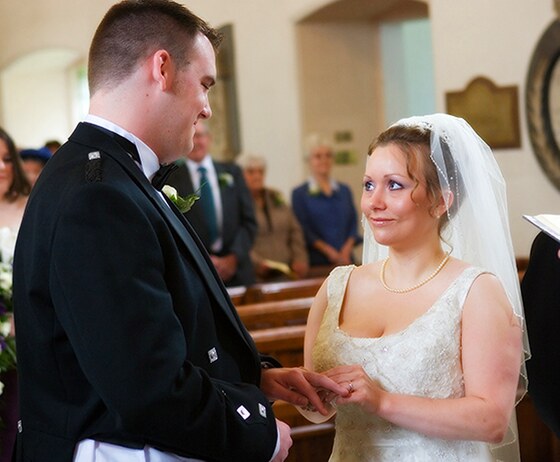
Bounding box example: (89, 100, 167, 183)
(445, 76, 521, 149)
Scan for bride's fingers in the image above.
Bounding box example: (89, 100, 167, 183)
(302, 370, 349, 396)
(328, 378, 356, 398)
(324, 366, 366, 386)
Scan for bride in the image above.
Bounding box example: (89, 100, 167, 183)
(302, 114, 528, 461)
(0, 126, 30, 462)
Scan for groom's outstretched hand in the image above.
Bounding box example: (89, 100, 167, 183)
(260, 367, 350, 415)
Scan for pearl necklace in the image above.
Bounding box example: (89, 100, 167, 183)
(380, 252, 451, 294)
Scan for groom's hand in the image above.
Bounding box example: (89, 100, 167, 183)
(260, 367, 349, 415)
(271, 419, 292, 462)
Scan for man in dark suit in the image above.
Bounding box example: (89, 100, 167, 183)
(521, 232, 560, 437)
(166, 122, 256, 286)
(12, 2, 347, 461)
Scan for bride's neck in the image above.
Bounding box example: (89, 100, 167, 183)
(385, 246, 448, 281)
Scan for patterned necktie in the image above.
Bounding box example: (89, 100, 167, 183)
(197, 166, 218, 245)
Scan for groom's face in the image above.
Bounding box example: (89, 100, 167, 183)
(163, 33, 215, 163)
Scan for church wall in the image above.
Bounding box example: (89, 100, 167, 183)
(0, 0, 557, 255)
(429, 0, 558, 254)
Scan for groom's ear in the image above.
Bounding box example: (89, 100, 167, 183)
(149, 49, 174, 92)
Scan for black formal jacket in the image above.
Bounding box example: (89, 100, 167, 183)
(521, 232, 560, 437)
(13, 123, 278, 461)
(166, 161, 256, 287)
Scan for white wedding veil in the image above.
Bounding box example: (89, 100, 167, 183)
(362, 114, 529, 459)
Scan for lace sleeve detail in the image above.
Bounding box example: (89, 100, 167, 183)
(326, 265, 355, 304)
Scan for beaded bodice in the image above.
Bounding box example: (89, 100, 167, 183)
(312, 265, 495, 461)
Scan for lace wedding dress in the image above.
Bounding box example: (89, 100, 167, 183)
(312, 265, 499, 462)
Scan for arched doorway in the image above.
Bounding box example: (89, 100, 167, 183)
(295, 0, 434, 217)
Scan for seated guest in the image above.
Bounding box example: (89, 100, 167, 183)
(238, 153, 309, 282)
(291, 139, 360, 267)
(19, 147, 52, 186)
(43, 139, 61, 154)
(166, 122, 257, 286)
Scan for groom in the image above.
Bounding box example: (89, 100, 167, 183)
(12, 2, 346, 461)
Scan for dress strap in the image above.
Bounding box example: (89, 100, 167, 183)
(325, 265, 355, 324)
(452, 266, 488, 312)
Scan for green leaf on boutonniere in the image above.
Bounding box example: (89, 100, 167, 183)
(162, 185, 200, 213)
(218, 172, 234, 188)
(271, 191, 285, 207)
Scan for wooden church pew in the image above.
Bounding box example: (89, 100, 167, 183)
(236, 297, 313, 331)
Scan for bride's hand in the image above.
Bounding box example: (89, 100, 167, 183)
(323, 364, 385, 415)
(260, 366, 349, 415)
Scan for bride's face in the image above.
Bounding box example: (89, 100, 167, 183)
(0, 139, 14, 197)
(361, 143, 439, 249)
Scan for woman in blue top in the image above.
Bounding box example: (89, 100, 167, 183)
(292, 142, 360, 267)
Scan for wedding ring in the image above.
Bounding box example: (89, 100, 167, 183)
(347, 381, 354, 393)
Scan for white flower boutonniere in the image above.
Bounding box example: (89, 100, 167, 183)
(308, 184, 321, 197)
(162, 185, 200, 213)
(271, 190, 286, 207)
(218, 172, 234, 188)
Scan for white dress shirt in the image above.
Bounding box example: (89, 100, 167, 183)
(74, 440, 203, 462)
(83, 115, 160, 182)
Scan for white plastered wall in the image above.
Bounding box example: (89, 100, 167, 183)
(429, 0, 558, 254)
(0, 0, 558, 255)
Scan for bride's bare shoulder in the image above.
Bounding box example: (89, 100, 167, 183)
(348, 261, 381, 284)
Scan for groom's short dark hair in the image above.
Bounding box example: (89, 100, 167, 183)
(88, 0, 221, 94)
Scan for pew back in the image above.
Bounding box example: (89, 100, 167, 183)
(236, 297, 313, 330)
(251, 324, 306, 368)
(227, 277, 324, 305)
